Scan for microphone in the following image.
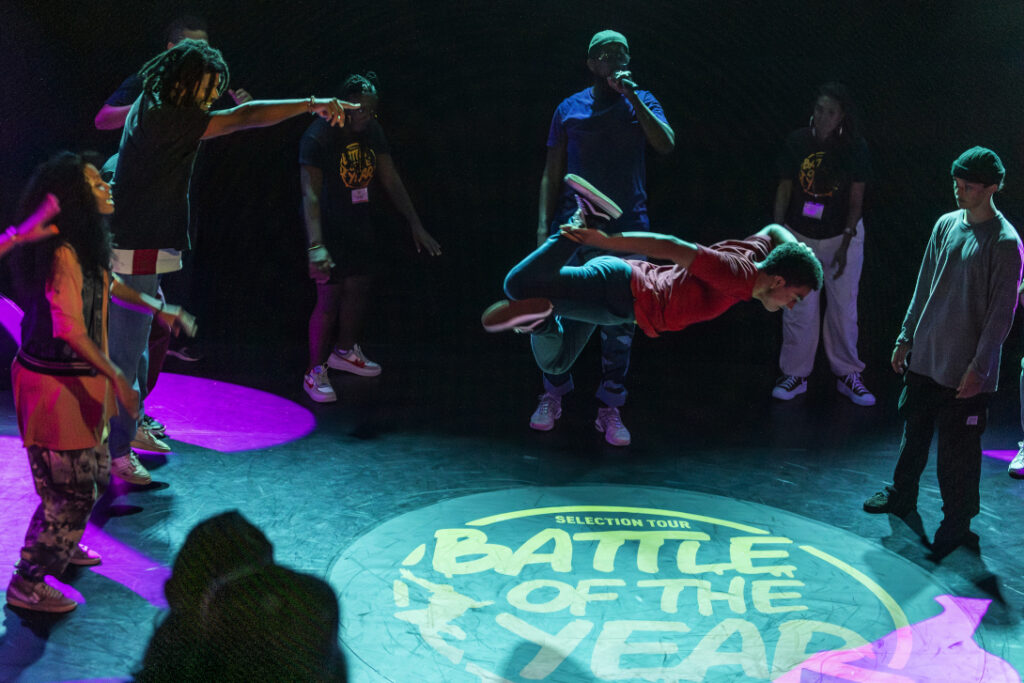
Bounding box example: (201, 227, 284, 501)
(613, 71, 637, 90)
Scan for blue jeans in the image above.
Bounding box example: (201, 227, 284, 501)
(108, 273, 160, 458)
(504, 235, 635, 400)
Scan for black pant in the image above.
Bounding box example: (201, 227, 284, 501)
(891, 371, 990, 532)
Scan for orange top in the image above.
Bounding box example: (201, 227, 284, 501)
(13, 245, 117, 450)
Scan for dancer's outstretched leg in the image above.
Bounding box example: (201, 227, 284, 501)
(482, 175, 626, 333)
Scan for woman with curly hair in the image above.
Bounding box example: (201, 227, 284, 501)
(5, 152, 194, 613)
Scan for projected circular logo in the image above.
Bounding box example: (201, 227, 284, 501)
(329, 486, 970, 682)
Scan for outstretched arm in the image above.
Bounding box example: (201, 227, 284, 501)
(0, 194, 60, 259)
(376, 154, 441, 255)
(756, 223, 799, 247)
(94, 103, 133, 130)
(202, 97, 359, 140)
(562, 227, 697, 268)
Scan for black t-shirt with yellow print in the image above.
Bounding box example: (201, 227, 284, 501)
(776, 128, 871, 240)
(299, 117, 390, 264)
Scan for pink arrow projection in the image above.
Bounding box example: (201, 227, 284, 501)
(775, 595, 1019, 682)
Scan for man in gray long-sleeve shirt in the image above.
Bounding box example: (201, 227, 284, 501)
(864, 147, 1023, 559)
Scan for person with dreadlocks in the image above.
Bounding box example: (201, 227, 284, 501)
(107, 38, 357, 482)
(94, 15, 254, 453)
(6, 152, 195, 612)
(299, 72, 441, 402)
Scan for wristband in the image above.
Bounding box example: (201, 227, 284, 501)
(308, 242, 324, 251)
(307, 96, 316, 114)
(843, 228, 857, 237)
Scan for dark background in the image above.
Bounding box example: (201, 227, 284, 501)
(1, 0, 1023, 390)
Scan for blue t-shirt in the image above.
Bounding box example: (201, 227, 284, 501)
(547, 88, 666, 231)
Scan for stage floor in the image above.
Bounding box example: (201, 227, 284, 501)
(1, 345, 1022, 682)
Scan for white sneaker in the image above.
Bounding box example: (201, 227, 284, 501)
(327, 344, 381, 377)
(564, 174, 623, 227)
(529, 393, 562, 431)
(1010, 443, 1024, 480)
(304, 364, 337, 402)
(131, 426, 171, 453)
(595, 406, 631, 446)
(837, 372, 876, 406)
(482, 299, 553, 333)
(111, 452, 152, 485)
(772, 375, 807, 400)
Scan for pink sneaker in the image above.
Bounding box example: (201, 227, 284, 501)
(68, 543, 102, 567)
(595, 406, 631, 446)
(529, 393, 562, 431)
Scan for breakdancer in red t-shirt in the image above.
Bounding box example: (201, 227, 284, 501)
(482, 175, 823, 390)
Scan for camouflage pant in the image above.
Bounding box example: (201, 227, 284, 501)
(16, 443, 110, 581)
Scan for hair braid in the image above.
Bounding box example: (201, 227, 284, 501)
(139, 38, 229, 108)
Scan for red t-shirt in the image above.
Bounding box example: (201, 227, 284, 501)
(628, 234, 772, 337)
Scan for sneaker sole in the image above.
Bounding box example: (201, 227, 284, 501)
(129, 440, 172, 454)
(529, 419, 557, 431)
(1009, 468, 1024, 480)
(304, 385, 337, 403)
(166, 349, 202, 362)
(564, 175, 623, 220)
(482, 299, 553, 333)
(772, 384, 807, 400)
(111, 468, 152, 485)
(67, 556, 102, 567)
(5, 594, 78, 613)
(326, 356, 382, 376)
(595, 421, 631, 446)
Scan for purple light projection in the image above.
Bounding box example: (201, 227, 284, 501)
(775, 594, 1020, 682)
(983, 448, 1017, 463)
(0, 436, 170, 608)
(0, 294, 315, 453)
(0, 295, 22, 345)
(1, 370, 315, 609)
(142, 373, 315, 452)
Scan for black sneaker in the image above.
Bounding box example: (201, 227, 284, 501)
(863, 486, 915, 516)
(564, 174, 622, 228)
(927, 526, 980, 561)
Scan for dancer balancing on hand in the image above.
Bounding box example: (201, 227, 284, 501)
(482, 175, 824, 441)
